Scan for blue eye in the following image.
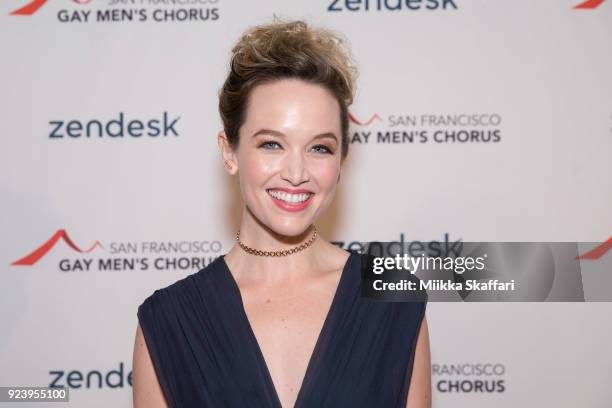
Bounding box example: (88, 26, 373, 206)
(312, 144, 333, 154)
(258, 141, 333, 154)
(259, 141, 282, 150)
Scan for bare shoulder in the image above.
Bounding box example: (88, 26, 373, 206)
(132, 322, 168, 408)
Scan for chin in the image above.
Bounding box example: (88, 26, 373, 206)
(265, 217, 315, 238)
(246, 190, 328, 237)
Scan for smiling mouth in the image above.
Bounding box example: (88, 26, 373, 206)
(266, 189, 314, 204)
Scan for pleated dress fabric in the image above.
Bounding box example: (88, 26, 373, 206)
(137, 249, 427, 408)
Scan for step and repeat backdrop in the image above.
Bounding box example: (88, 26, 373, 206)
(1, 0, 611, 407)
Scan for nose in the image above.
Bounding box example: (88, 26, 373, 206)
(280, 149, 310, 186)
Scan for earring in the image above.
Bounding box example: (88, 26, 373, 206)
(224, 159, 231, 169)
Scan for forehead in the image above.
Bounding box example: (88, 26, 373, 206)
(243, 79, 341, 136)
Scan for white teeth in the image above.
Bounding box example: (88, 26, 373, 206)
(267, 189, 312, 204)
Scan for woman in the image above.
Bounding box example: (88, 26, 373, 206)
(133, 18, 431, 408)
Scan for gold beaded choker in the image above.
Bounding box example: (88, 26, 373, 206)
(236, 227, 318, 257)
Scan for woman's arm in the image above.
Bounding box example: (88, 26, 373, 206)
(406, 316, 432, 408)
(132, 322, 168, 408)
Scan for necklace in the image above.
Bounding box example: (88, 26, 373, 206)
(236, 226, 318, 257)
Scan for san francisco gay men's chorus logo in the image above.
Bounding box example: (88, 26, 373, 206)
(8, 0, 220, 22)
(11, 229, 222, 272)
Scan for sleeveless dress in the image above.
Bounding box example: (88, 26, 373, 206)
(137, 249, 427, 407)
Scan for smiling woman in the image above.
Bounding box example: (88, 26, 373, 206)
(132, 17, 430, 408)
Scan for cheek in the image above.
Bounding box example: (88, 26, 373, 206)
(240, 155, 276, 185)
(311, 160, 340, 190)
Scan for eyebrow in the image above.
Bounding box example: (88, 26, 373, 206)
(252, 129, 338, 143)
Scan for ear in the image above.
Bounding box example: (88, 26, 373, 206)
(217, 130, 238, 176)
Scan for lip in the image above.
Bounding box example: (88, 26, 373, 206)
(267, 188, 314, 212)
(267, 187, 313, 194)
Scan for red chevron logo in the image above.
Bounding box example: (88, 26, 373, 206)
(9, 0, 91, 16)
(348, 112, 382, 126)
(573, 0, 607, 9)
(576, 237, 612, 260)
(12, 229, 103, 266)
(10, 0, 48, 15)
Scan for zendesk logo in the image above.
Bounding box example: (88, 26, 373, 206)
(49, 112, 181, 139)
(328, 0, 458, 12)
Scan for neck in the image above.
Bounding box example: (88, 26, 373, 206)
(237, 206, 316, 252)
(223, 207, 329, 280)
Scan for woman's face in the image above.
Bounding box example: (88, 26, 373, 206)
(223, 78, 343, 237)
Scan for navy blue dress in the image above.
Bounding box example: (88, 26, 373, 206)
(137, 249, 427, 407)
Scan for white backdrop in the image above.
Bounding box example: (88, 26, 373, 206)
(1, 0, 611, 406)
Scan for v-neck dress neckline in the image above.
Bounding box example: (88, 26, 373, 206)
(137, 249, 428, 407)
(220, 251, 356, 408)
